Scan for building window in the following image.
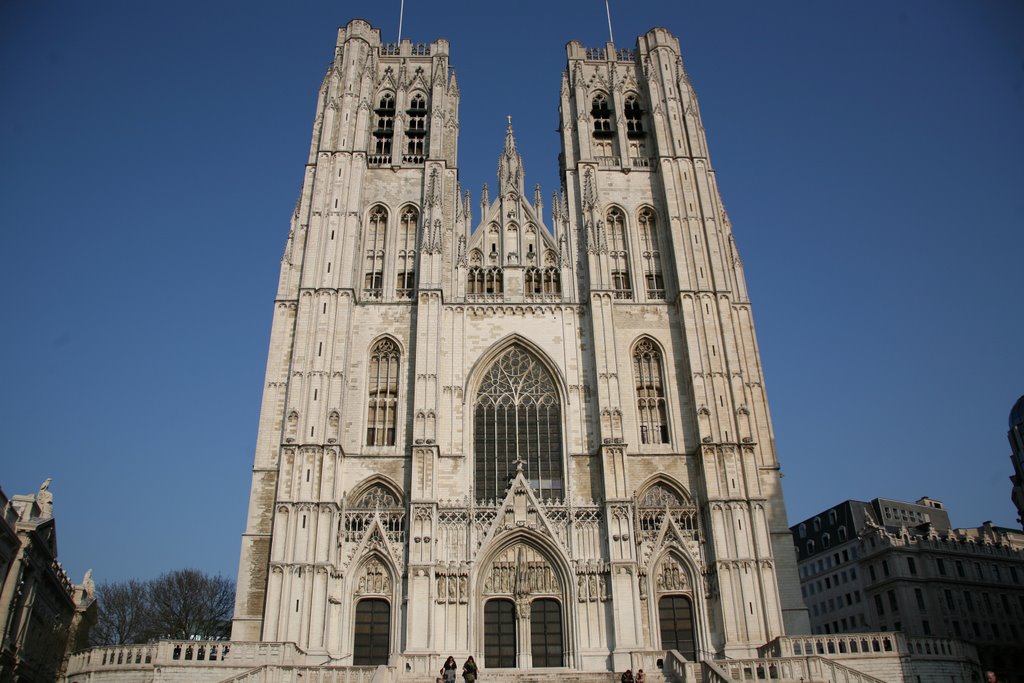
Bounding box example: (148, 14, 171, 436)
(638, 208, 664, 299)
(624, 94, 645, 136)
(364, 206, 388, 298)
(474, 346, 563, 502)
(915, 588, 925, 610)
(633, 338, 670, 445)
(366, 338, 400, 446)
(591, 93, 614, 156)
(404, 93, 428, 162)
(467, 266, 503, 296)
(396, 207, 418, 299)
(372, 93, 396, 162)
(907, 557, 917, 575)
(607, 208, 632, 298)
(936, 558, 946, 576)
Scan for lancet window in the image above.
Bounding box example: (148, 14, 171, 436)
(591, 93, 615, 157)
(624, 94, 645, 136)
(467, 267, 503, 297)
(405, 93, 427, 163)
(474, 346, 563, 502)
(372, 93, 396, 163)
(638, 208, 664, 299)
(607, 208, 632, 299)
(633, 338, 669, 444)
(524, 267, 561, 299)
(396, 207, 418, 299)
(366, 339, 400, 447)
(364, 206, 387, 299)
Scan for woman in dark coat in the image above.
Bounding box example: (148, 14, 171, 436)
(462, 655, 478, 682)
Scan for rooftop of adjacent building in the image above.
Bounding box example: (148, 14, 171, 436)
(1009, 394, 1024, 430)
(790, 496, 1024, 562)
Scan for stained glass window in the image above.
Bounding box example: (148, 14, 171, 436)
(474, 347, 563, 501)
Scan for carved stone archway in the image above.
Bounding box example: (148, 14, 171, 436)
(479, 541, 566, 669)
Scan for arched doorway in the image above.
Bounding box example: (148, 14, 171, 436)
(484, 599, 517, 668)
(658, 594, 696, 661)
(479, 542, 566, 668)
(653, 553, 698, 661)
(353, 598, 390, 665)
(349, 557, 395, 665)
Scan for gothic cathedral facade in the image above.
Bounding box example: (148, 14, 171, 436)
(232, 19, 808, 672)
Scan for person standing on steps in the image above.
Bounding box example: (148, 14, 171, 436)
(635, 668, 646, 683)
(462, 655, 478, 682)
(442, 656, 458, 683)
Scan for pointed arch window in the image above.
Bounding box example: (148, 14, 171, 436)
(624, 94, 645, 136)
(526, 267, 560, 300)
(634, 338, 669, 444)
(372, 93, 396, 163)
(638, 208, 664, 299)
(366, 338, 400, 446)
(607, 208, 632, 299)
(397, 207, 418, 299)
(364, 206, 387, 299)
(592, 93, 616, 159)
(474, 346, 563, 502)
(404, 93, 428, 163)
(592, 94, 613, 137)
(467, 267, 503, 298)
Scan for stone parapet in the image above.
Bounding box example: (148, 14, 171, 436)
(64, 641, 304, 680)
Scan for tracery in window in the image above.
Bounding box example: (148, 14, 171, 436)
(396, 207, 417, 299)
(624, 94, 645, 136)
(372, 93, 396, 163)
(592, 94, 613, 136)
(638, 208, 664, 299)
(607, 208, 632, 299)
(524, 266, 560, 299)
(635, 483, 696, 542)
(405, 93, 427, 163)
(366, 338, 400, 446)
(634, 338, 669, 444)
(467, 267, 503, 297)
(591, 93, 615, 157)
(474, 346, 563, 502)
(364, 206, 387, 299)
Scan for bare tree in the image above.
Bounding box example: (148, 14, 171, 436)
(90, 570, 234, 645)
(91, 579, 153, 645)
(147, 569, 233, 640)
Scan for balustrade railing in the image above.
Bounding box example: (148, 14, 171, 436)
(65, 641, 304, 676)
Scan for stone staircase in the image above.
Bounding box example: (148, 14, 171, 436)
(397, 670, 669, 683)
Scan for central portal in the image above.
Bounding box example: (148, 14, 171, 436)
(480, 542, 565, 668)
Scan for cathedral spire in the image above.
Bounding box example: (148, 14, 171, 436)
(497, 116, 525, 194)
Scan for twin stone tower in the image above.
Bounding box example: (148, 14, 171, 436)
(232, 18, 809, 673)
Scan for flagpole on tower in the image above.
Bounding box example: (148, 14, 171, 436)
(605, 0, 614, 45)
(398, 0, 405, 43)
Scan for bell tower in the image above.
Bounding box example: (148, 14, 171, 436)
(232, 19, 460, 643)
(557, 28, 808, 656)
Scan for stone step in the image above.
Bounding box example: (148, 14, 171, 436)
(397, 671, 668, 683)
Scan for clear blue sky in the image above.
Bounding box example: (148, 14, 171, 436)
(1, 1, 1021, 585)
